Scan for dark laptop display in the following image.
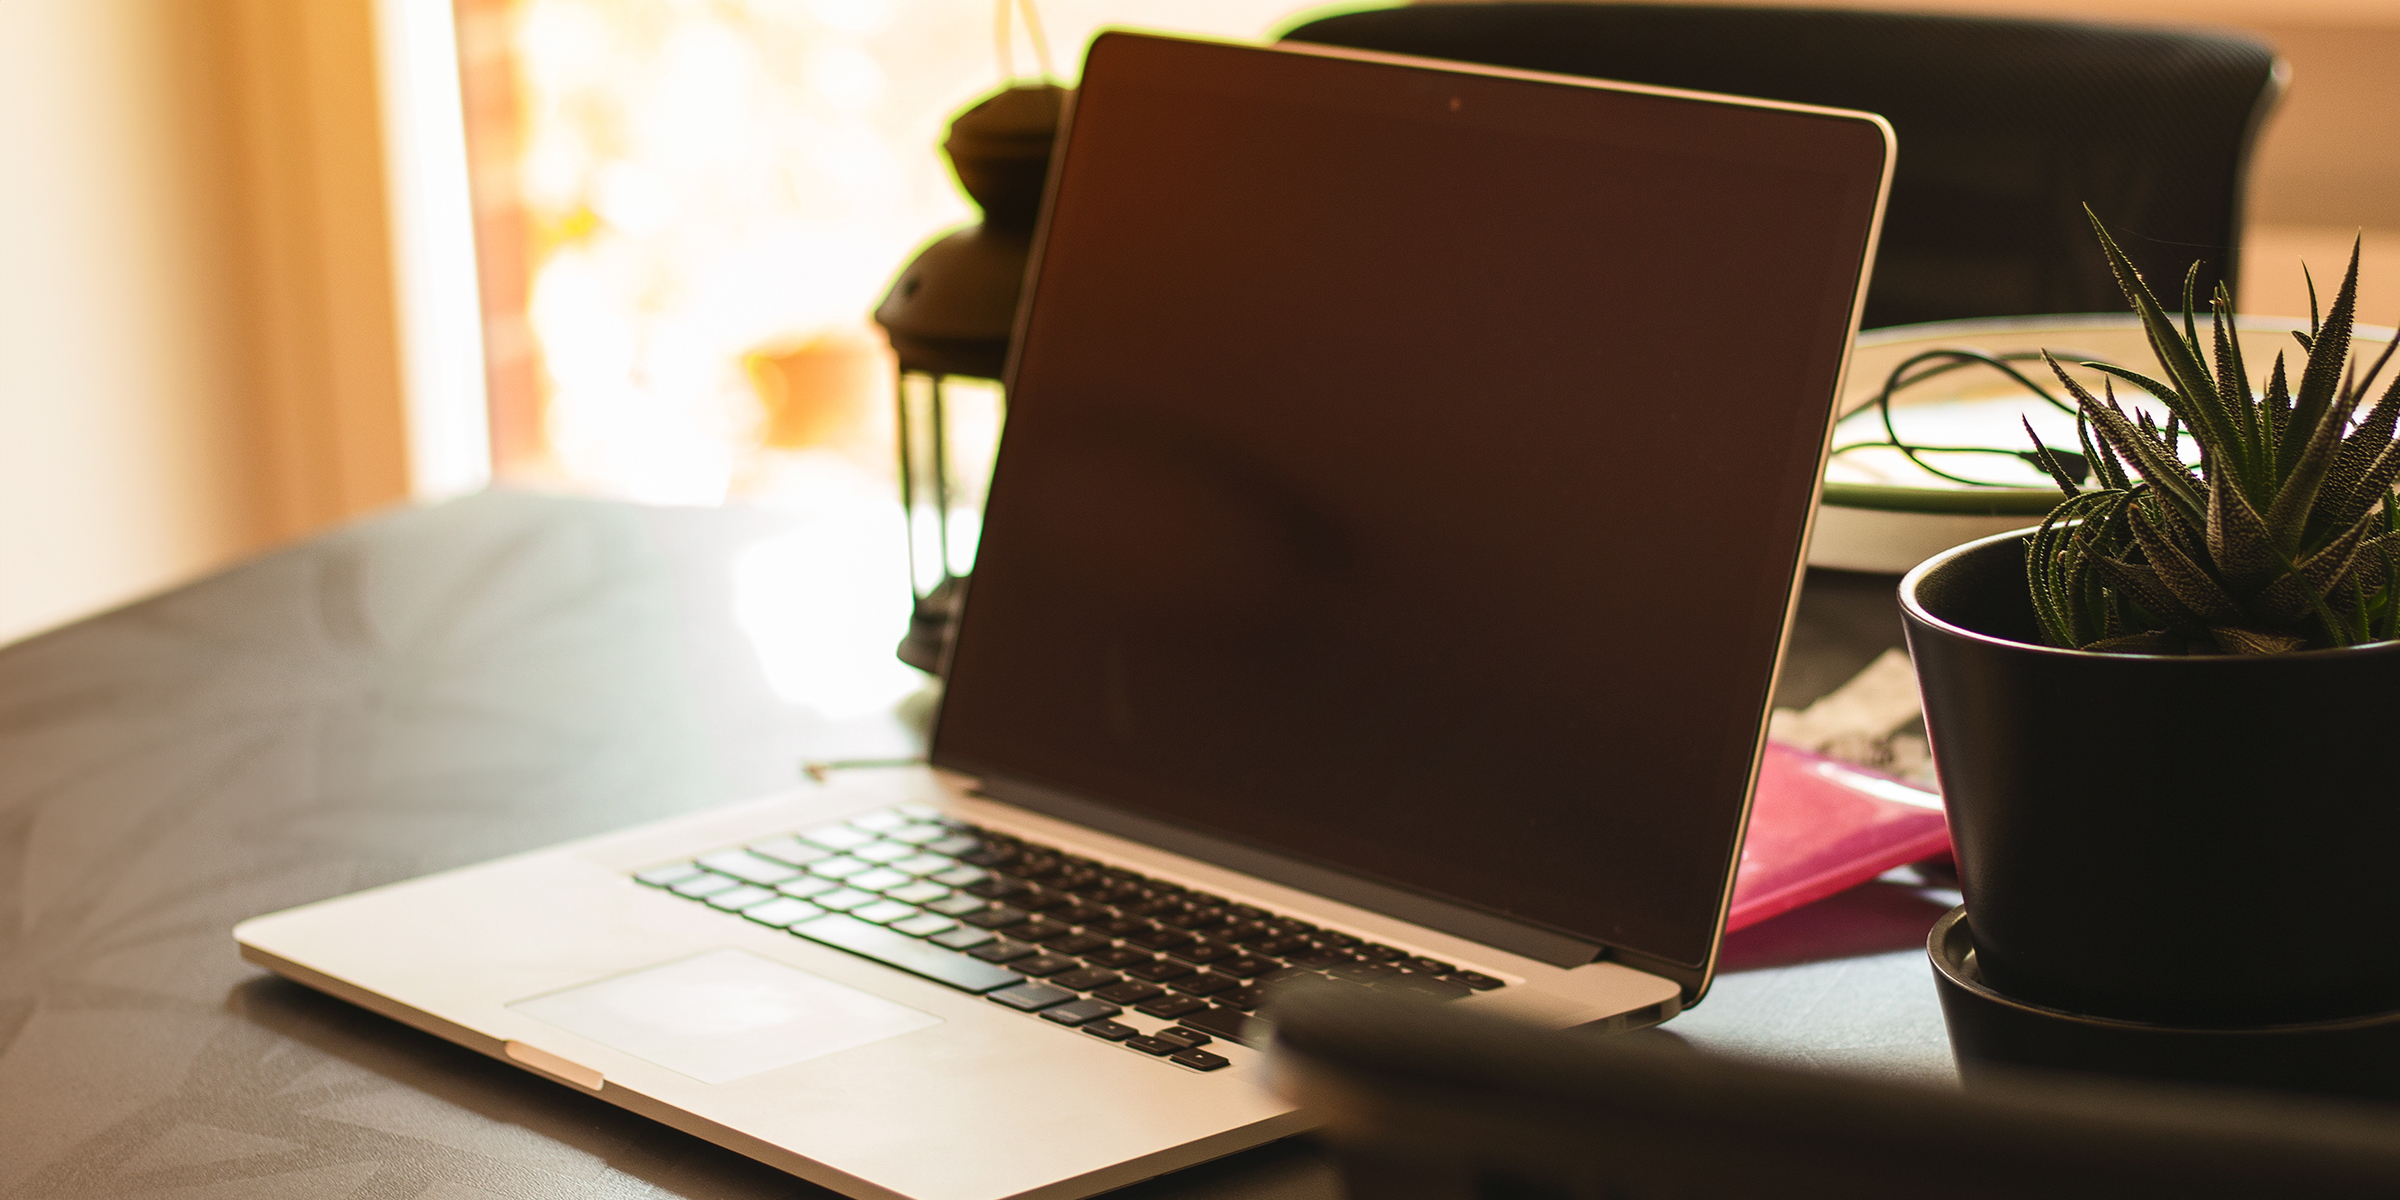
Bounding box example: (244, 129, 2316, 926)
(936, 35, 1888, 973)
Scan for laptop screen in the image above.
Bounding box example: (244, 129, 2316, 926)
(933, 34, 1889, 972)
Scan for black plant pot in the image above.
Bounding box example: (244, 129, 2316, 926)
(1900, 529, 2400, 1027)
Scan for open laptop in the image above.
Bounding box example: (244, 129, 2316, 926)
(236, 31, 1891, 1200)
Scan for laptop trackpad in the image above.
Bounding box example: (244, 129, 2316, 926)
(509, 948, 942, 1084)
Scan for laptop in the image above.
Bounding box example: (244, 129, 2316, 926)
(236, 31, 1892, 1200)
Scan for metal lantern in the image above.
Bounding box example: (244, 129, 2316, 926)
(873, 83, 1063, 673)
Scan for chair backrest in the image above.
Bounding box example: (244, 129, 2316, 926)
(1268, 986, 2400, 1200)
(1281, 4, 2283, 330)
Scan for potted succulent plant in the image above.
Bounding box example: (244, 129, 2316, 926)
(1901, 214, 2400, 1037)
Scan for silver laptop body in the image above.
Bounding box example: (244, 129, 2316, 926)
(239, 32, 1892, 1200)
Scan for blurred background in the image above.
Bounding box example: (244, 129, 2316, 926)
(3, 0, 2396, 651)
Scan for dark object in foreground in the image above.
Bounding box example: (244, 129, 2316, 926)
(1930, 908, 2400, 1105)
(1904, 530, 2400, 1027)
(1268, 985, 2400, 1200)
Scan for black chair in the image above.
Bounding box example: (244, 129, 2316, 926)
(1281, 5, 2284, 330)
(1268, 986, 2400, 1200)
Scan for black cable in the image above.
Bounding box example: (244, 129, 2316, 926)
(1830, 347, 2110, 488)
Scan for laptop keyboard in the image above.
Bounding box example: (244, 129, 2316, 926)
(634, 804, 1506, 1070)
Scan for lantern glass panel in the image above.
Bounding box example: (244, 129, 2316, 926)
(897, 371, 1006, 603)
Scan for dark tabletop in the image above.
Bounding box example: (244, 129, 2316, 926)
(0, 490, 1953, 1199)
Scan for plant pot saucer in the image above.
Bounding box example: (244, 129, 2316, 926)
(1929, 907, 2400, 1104)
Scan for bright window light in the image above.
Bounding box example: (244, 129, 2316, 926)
(378, 0, 493, 501)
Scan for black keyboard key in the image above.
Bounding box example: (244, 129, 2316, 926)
(969, 940, 1037, 963)
(966, 876, 1031, 900)
(1126, 926, 1194, 952)
(1315, 931, 1361, 948)
(1082, 946, 1152, 969)
(1154, 1027, 1211, 1049)
(1355, 943, 1408, 962)
(635, 863, 705, 887)
(1082, 1019, 1137, 1042)
(1092, 980, 1165, 1005)
(1445, 971, 1504, 991)
(1009, 919, 1073, 943)
(930, 926, 996, 950)
(1256, 966, 1321, 987)
(807, 856, 875, 881)
(1134, 995, 1209, 1019)
(1044, 932, 1113, 955)
(1169, 972, 1238, 997)
(962, 905, 1031, 929)
(988, 981, 1076, 1011)
(1330, 961, 1405, 984)
(669, 873, 743, 899)
(1039, 999, 1123, 1026)
(1179, 1005, 1261, 1046)
(957, 846, 1016, 867)
(1226, 904, 1269, 920)
(1218, 986, 1266, 1010)
(851, 898, 922, 924)
(1216, 955, 1278, 978)
(1254, 937, 1314, 957)
(1380, 973, 1473, 1002)
(746, 837, 833, 867)
(1166, 940, 1235, 965)
(1223, 922, 1278, 945)
(1126, 958, 1194, 983)
(705, 885, 779, 911)
(1286, 948, 1356, 969)
(885, 880, 952, 904)
(1124, 1035, 1181, 1056)
(848, 843, 914, 867)
(791, 914, 1025, 993)
(887, 822, 951, 845)
(1048, 968, 1121, 992)
(1405, 957, 1456, 976)
(1012, 954, 1081, 977)
(1183, 891, 1229, 908)
(1170, 1048, 1231, 1071)
(1158, 907, 1229, 931)
(890, 913, 958, 937)
(1051, 905, 1116, 927)
(1048, 867, 1102, 892)
(1013, 890, 1072, 914)
(1086, 916, 1151, 939)
(742, 897, 829, 927)
(800, 824, 877, 851)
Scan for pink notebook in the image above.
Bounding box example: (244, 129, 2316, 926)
(1726, 742, 1951, 930)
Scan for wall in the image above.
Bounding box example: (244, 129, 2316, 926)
(0, 0, 413, 646)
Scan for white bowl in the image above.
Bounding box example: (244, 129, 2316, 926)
(1808, 314, 2397, 574)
